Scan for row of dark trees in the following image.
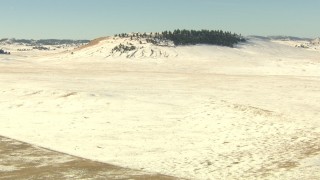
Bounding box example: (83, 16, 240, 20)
(160, 29, 245, 47)
(0, 49, 10, 55)
(115, 29, 246, 47)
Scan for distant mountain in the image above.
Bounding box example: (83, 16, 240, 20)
(0, 38, 90, 55)
(248, 35, 312, 41)
(0, 38, 90, 46)
(268, 36, 312, 41)
(248, 36, 271, 40)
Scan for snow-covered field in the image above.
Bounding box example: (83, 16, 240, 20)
(1, 37, 320, 179)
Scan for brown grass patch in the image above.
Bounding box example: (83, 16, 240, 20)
(0, 136, 178, 179)
(75, 37, 109, 51)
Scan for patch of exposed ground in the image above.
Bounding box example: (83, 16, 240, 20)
(0, 136, 178, 180)
(75, 37, 108, 51)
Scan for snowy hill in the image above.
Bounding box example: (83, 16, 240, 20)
(67, 29, 245, 59)
(61, 35, 319, 61)
(69, 36, 178, 59)
(67, 36, 245, 59)
(268, 36, 320, 51)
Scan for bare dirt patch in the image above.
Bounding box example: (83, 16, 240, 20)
(75, 37, 108, 51)
(0, 136, 177, 180)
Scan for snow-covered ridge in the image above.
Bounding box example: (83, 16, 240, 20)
(67, 35, 320, 60)
(0, 38, 89, 46)
(266, 36, 320, 51)
(0, 38, 89, 55)
(70, 36, 178, 59)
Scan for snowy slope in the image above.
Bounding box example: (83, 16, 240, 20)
(1, 37, 320, 179)
(66, 36, 178, 59)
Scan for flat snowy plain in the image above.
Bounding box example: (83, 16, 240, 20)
(1, 37, 320, 179)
